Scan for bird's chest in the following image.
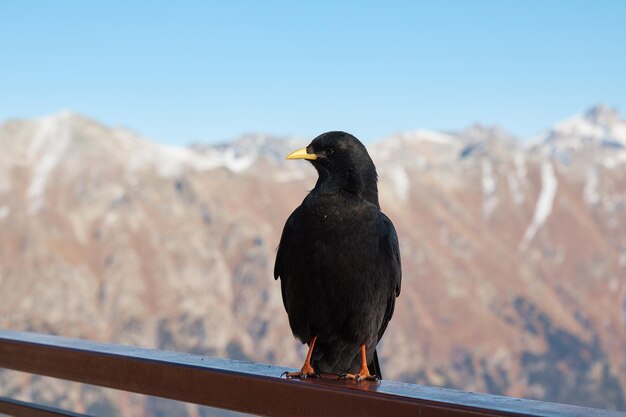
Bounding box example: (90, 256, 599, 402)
(308, 206, 352, 233)
(302, 193, 371, 231)
(296, 199, 378, 280)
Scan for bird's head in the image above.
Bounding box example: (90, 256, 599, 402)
(286, 131, 379, 206)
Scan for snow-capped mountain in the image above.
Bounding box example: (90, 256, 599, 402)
(532, 105, 626, 167)
(0, 107, 624, 415)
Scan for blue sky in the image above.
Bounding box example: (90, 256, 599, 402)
(1, 1, 625, 145)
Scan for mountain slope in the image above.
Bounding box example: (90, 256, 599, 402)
(0, 107, 625, 415)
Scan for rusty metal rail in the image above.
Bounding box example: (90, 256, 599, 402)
(0, 330, 623, 417)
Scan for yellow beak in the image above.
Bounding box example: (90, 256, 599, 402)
(286, 147, 318, 161)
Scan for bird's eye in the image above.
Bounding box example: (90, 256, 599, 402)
(327, 149, 335, 155)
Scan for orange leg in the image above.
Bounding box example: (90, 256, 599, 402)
(340, 344, 378, 382)
(283, 336, 318, 379)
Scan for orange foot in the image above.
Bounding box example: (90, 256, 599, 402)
(282, 336, 319, 379)
(340, 369, 379, 382)
(339, 343, 379, 382)
(282, 362, 319, 379)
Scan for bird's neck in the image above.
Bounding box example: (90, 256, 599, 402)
(314, 168, 380, 208)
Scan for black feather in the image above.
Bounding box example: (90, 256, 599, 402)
(275, 131, 402, 376)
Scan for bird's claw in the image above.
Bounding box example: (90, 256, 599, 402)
(282, 370, 319, 379)
(339, 372, 378, 382)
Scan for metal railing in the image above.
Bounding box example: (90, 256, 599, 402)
(0, 330, 623, 417)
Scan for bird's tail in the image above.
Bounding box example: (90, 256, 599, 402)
(368, 349, 382, 379)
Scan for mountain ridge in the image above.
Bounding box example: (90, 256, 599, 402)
(4, 104, 625, 176)
(0, 106, 625, 415)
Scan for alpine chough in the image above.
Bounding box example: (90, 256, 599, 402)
(274, 131, 401, 381)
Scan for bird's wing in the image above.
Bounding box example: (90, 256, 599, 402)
(376, 212, 402, 342)
(274, 206, 302, 311)
(380, 212, 401, 296)
(274, 206, 301, 280)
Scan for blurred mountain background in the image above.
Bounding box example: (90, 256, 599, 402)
(2, 2, 626, 415)
(0, 105, 625, 415)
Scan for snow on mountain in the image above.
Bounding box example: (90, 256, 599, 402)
(388, 129, 457, 145)
(388, 165, 411, 202)
(0, 205, 9, 220)
(130, 132, 297, 176)
(27, 112, 74, 212)
(481, 158, 498, 217)
(533, 105, 626, 166)
(520, 160, 558, 249)
(584, 167, 601, 206)
(192, 134, 301, 169)
(1, 112, 304, 185)
(526, 105, 626, 214)
(373, 128, 460, 166)
(514, 152, 528, 180)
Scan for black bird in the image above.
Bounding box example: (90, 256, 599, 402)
(274, 131, 401, 381)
